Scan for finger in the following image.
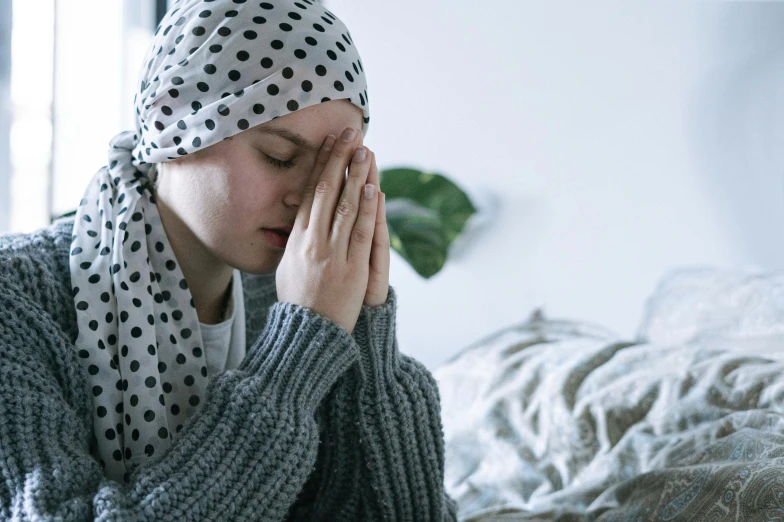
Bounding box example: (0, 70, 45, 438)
(374, 185, 390, 269)
(370, 188, 389, 271)
(333, 145, 373, 256)
(345, 165, 378, 264)
(296, 133, 336, 231)
(309, 127, 362, 240)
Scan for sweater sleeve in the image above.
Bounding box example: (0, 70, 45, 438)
(0, 277, 360, 522)
(284, 285, 460, 521)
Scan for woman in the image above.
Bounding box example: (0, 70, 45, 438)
(0, 0, 458, 520)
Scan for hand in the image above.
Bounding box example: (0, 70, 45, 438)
(362, 152, 390, 307)
(275, 127, 379, 335)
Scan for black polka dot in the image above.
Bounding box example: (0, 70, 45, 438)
(271, 39, 284, 50)
(203, 64, 217, 75)
(261, 57, 273, 68)
(238, 119, 249, 130)
(267, 84, 279, 95)
(316, 65, 327, 76)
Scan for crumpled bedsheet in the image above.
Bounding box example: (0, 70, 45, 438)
(434, 268, 784, 521)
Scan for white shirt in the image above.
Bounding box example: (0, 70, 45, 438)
(198, 269, 247, 378)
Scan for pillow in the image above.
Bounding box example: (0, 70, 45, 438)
(635, 266, 784, 346)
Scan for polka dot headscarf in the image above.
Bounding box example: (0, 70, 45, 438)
(68, 0, 370, 485)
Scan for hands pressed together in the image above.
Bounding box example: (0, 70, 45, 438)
(275, 126, 390, 335)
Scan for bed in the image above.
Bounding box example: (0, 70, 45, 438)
(434, 267, 784, 521)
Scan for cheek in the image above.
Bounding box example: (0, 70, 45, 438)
(225, 172, 281, 226)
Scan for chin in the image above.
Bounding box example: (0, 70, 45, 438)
(231, 253, 282, 277)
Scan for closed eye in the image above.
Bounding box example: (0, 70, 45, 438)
(265, 154, 295, 169)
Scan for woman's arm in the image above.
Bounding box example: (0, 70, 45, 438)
(284, 285, 459, 521)
(0, 270, 360, 522)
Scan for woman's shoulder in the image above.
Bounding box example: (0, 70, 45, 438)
(0, 216, 75, 270)
(0, 217, 78, 342)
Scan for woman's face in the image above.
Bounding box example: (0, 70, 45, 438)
(155, 99, 365, 276)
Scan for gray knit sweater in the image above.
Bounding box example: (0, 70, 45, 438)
(0, 217, 459, 521)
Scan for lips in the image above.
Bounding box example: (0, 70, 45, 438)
(266, 226, 293, 235)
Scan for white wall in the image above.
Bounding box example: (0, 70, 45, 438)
(326, 0, 784, 371)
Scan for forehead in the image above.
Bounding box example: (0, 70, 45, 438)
(251, 99, 365, 150)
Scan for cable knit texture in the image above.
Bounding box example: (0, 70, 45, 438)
(0, 217, 458, 521)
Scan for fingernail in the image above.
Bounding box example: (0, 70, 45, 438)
(323, 134, 336, 151)
(353, 147, 367, 162)
(341, 127, 357, 142)
(364, 183, 376, 199)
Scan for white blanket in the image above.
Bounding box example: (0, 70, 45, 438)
(435, 268, 784, 521)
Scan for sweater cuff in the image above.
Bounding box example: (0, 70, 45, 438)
(237, 300, 360, 412)
(352, 285, 399, 392)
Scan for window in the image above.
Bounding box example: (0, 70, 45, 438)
(2, 0, 158, 234)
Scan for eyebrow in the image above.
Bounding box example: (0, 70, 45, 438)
(254, 126, 319, 154)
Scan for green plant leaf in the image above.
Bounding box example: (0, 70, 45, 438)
(52, 209, 77, 224)
(380, 167, 477, 279)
